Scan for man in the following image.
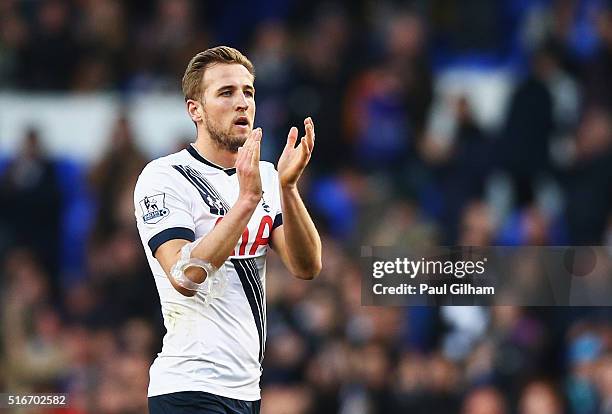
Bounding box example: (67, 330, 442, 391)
(134, 46, 322, 413)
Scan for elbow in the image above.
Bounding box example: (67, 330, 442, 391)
(292, 260, 322, 280)
(178, 288, 197, 297)
(174, 284, 197, 297)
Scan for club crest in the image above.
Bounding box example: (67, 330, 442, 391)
(140, 193, 170, 224)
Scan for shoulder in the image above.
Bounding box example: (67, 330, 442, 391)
(135, 151, 187, 190)
(139, 150, 187, 177)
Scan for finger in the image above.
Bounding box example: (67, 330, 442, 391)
(253, 127, 262, 143)
(250, 129, 261, 163)
(241, 140, 253, 164)
(240, 144, 250, 161)
(304, 117, 315, 135)
(304, 121, 314, 138)
(310, 119, 315, 142)
(241, 127, 258, 151)
(248, 129, 261, 154)
(303, 118, 315, 151)
(245, 144, 254, 157)
(248, 129, 257, 146)
(240, 138, 252, 155)
(248, 127, 257, 143)
(285, 127, 298, 149)
(305, 123, 315, 151)
(236, 147, 245, 169)
(299, 137, 311, 161)
(251, 130, 261, 160)
(252, 139, 260, 165)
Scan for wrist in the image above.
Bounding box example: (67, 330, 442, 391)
(280, 181, 298, 191)
(237, 193, 261, 209)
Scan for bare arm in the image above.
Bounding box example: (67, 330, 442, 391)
(155, 129, 263, 296)
(271, 118, 322, 279)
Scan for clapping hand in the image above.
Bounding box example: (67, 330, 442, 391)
(278, 117, 315, 189)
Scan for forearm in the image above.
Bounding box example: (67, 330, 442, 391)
(280, 185, 322, 278)
(191, 196, 258, 269)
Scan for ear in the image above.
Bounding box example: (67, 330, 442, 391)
(186, 99, 202, 123)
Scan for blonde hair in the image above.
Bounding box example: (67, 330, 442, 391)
(182, 46, 255, 101)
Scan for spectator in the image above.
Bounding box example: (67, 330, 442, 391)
(88, 114, 146, 246)
(584, 5, 612, 109)
(595, 354, 612, 413)
(433, 96, 492, 243)
(18, 0, 79, 90)
(0, 128, 62, 292)
(563, 106, 612, 244)
(1, 249, 69, 392)
(498, 46, 555, 207)
(462, 386, 508, 414)
(519, 379, 566, 414)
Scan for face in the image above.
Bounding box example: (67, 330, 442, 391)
(192, 63, 255, 153)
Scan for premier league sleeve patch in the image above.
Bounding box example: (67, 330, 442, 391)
(140, 193, 170, 224)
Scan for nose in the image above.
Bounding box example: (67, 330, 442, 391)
(235, 92, 249, 111)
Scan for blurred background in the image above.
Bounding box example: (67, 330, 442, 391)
(0, 0, 611, 413)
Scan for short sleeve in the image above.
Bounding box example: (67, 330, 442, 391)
(134, 165, 196, 257)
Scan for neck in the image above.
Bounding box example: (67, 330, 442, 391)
(193, 133, 237, 169)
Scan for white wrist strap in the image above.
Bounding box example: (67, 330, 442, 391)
(170, 239, 228, 304)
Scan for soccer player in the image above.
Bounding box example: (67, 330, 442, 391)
(134, 46, 322, 413)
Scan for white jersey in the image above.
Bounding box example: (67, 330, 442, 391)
(134, 144, 282, 401)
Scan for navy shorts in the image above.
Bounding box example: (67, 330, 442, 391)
(148, 391, 261, 414)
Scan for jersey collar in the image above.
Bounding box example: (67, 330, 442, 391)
(187, 144, 237, 176)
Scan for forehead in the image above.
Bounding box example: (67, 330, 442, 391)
(202, 63, 254, 91)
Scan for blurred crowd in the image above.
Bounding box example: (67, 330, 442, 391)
(1, 0, 612, 413)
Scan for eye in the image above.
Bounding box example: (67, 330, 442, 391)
(220, 90, 232, 97)
(245, 90, 254, 98)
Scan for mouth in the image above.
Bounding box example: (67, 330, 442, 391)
(233, 116, 250, 130)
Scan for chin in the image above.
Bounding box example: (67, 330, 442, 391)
(225, 134, 248, 153)
(232, 133, 248, 144)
